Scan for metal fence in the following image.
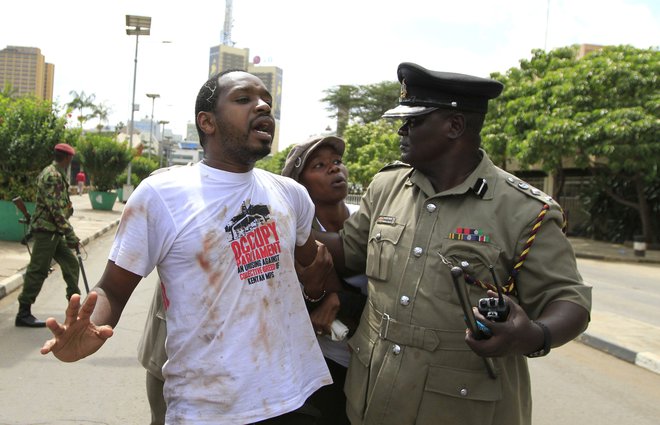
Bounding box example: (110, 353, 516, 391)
(345, 194, 362, 205)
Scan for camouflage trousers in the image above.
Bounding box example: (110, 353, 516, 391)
(18, 231, 80, 305)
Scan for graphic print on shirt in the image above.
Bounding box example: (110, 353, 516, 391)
(226, 201, 281, 285)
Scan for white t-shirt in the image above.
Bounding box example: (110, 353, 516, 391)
(110, 163, 331, 425)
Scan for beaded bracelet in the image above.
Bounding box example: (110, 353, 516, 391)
(302, 288, 326, 303)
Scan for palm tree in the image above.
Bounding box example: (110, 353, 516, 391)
(321, 85, 359, 137)
(93, 103, 111, 132)
(67, 90, 97, 128)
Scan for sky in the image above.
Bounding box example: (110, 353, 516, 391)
(2, 0, 659, 151)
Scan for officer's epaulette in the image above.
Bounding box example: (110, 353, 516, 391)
(378, 160, 411, 173)
(503, 174, 558, 207)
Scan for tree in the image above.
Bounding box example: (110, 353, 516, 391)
(93, 102, 111, 132)
(115, 155, 159, 189)
(354, 81, 401, 123)
(255, 145, 294, 174)
(342, 119, 401, 188)
(484, 46, 586, 198)
(66, 90, 97, 129)
(322, 82, 400, 137)
(576, 46, 660, 243)
(322, 85, 359, 137)
(483, 44, 659, 243)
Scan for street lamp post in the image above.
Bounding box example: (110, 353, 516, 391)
(146, 93, 160, 159)
(158, 120, 169, 167)
(124, 14, 151, 202)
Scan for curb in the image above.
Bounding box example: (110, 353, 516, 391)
(0, 219, 120, 302)
(574, 252, 660, 265)
(577, 333, 660, 375)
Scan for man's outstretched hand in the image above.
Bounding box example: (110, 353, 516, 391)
(40, 292, 114, 362)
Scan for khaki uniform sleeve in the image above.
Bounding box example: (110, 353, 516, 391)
(340, 182, 375, 276)
(514, 203, 592, 319)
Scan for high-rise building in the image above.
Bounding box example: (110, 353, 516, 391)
(0, 46, 54, 101)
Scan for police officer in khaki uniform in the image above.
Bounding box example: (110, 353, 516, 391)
(317, 63, 591, 425)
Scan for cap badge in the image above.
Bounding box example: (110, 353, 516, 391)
(400, 79, 408, 100)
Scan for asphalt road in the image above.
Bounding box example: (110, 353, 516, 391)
(577, 258, 660, 327)
(0, 230, 156, 425)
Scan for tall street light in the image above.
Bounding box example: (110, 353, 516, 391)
(158, 120, 169, 167)
(124, 14, 151, 201)
(146, 93, 160, 159)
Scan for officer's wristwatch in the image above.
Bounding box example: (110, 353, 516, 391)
(525, 320, 551, 358)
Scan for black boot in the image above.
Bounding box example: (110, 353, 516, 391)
(15, 303, 46, 328)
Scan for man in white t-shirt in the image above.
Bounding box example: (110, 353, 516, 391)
(40, 70, 340, 425)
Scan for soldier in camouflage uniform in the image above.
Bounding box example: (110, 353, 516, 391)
(15, 143, 80, 328)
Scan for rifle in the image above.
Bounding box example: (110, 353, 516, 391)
(12, 196, 32, 245)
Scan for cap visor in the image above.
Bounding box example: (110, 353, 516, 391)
(382, 105, 439, 118)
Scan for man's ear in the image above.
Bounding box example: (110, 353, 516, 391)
(446, 113, 466, 139)
(197, 111, 216, 136)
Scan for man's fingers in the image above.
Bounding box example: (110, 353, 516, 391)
(77, 292, 98, 320)
(62, 294, 82, 326)
(40, 338, 56, 355)
(95, 325, 115, 340)
(44, 316, 65, 336)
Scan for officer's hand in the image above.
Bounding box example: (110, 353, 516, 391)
(309, 292, 340, 335)
(464, 290, 537, 357)
(40, 292, 114, 362)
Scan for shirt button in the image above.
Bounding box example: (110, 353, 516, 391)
(392, 344, 401, 355)
(426, 203, 436, 213)
(413, 247, 423, 257)
(375, 232, 382, 240)
(460, 388, 468, 397)
(400, 295, 410, 306)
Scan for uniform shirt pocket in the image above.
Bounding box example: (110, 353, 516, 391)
(439, 238, 503, 303)
(366, 223, 406, 282)
(416, 364, 502, 424)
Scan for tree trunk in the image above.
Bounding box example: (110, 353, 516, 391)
(552, 165, 565, 200)
(633, 174, 655, 244)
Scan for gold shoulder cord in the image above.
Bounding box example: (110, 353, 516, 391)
(464, 203, 552, 295)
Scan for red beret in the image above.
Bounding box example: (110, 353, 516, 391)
(54, 143, 75, 155)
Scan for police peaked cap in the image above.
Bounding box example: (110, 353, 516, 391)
(382, 62, 504, 118)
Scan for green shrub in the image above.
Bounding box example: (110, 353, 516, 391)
(115, 155, 160, 188)
(77, 134, 131, 192)
(0, 94, 74, 200)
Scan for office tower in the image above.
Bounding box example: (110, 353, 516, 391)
(0, 46, 54, 101)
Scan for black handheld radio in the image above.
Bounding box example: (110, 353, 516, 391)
(477, 266, 510, 322)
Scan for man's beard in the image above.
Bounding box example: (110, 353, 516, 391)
(220, 122, 271, 164)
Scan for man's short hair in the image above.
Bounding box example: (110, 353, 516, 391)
(194, 69, 246, 148)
